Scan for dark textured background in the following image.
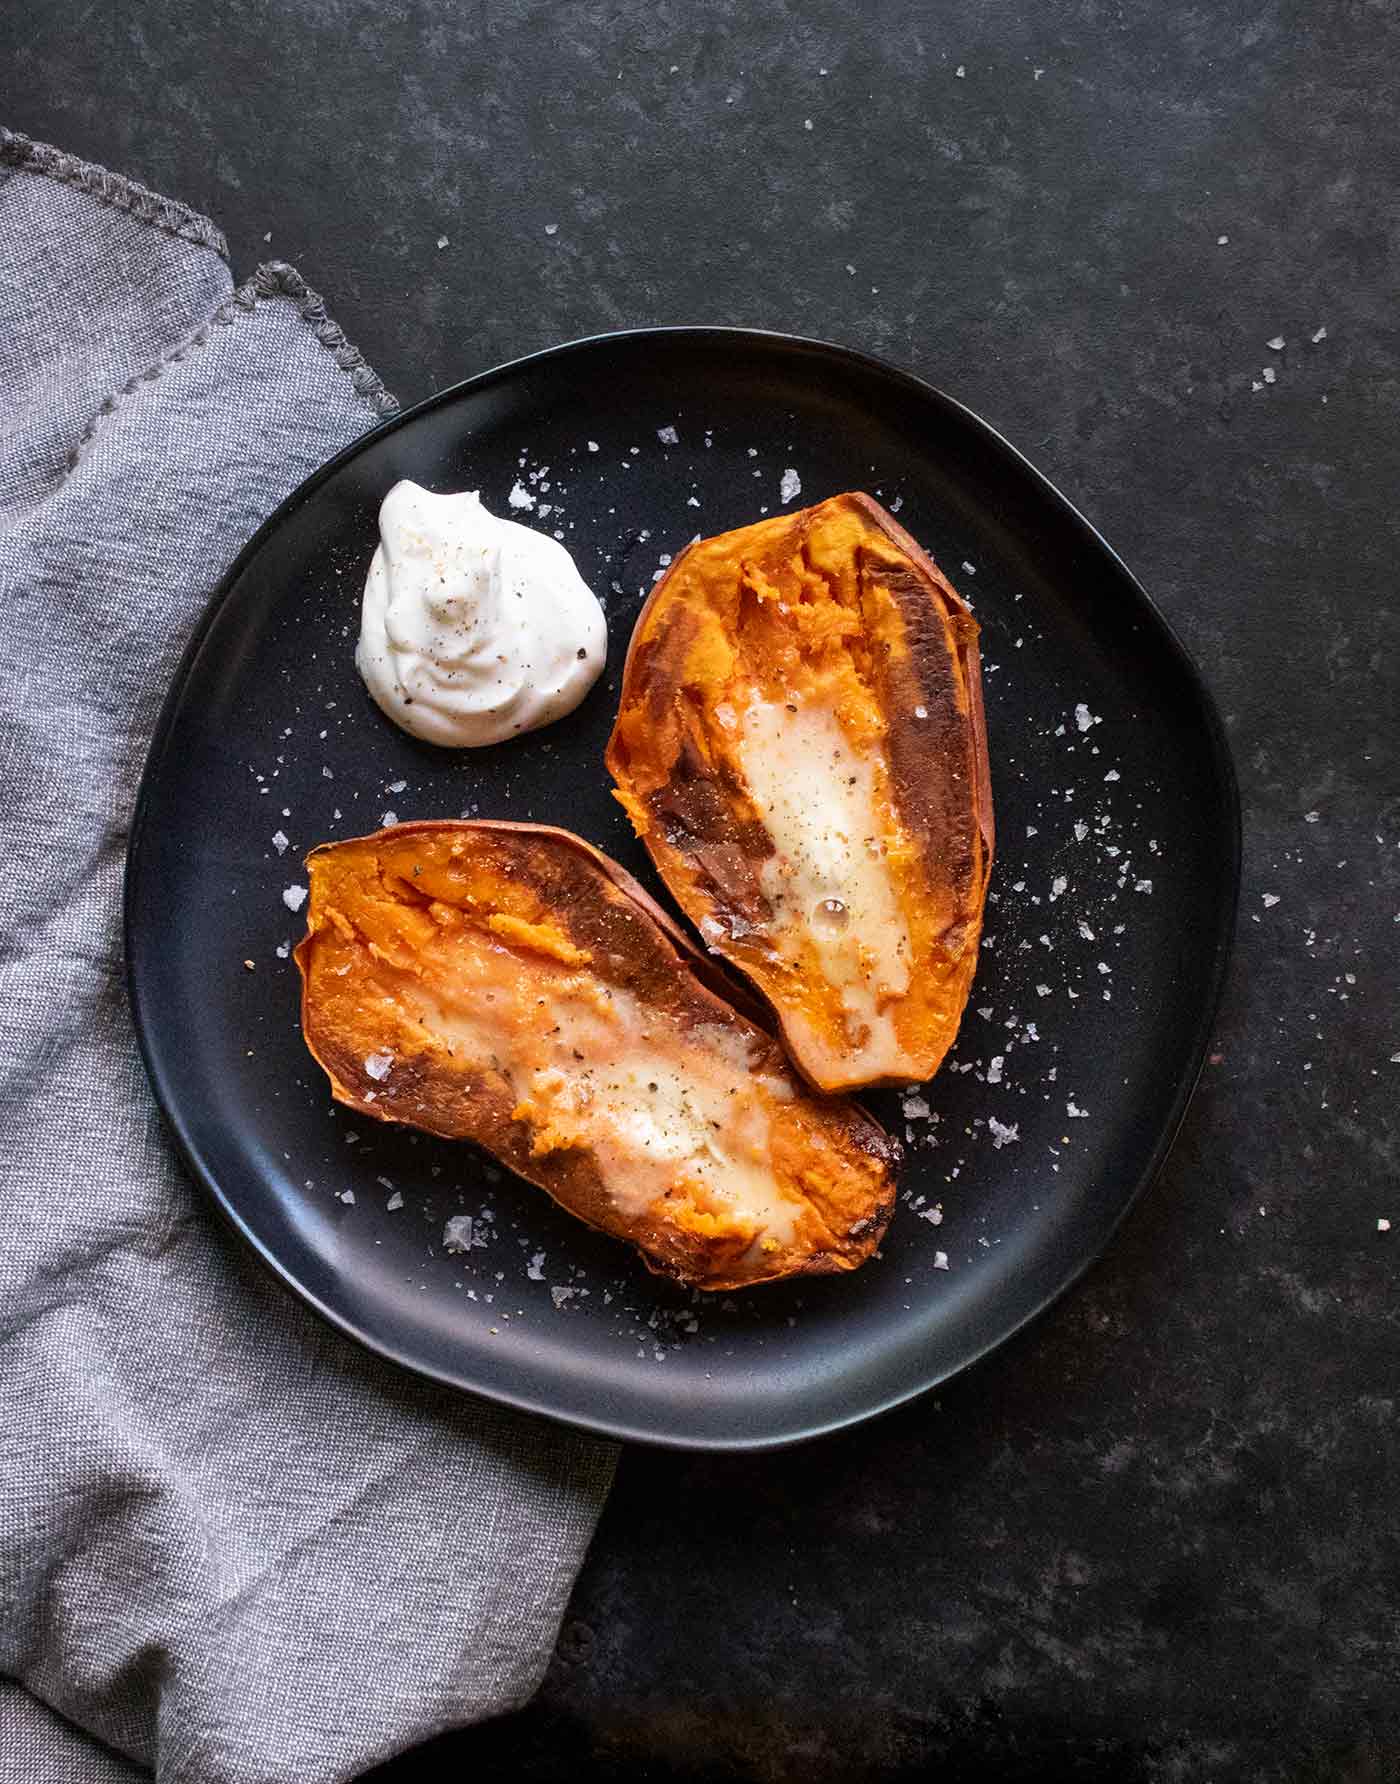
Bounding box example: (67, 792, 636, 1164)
(6, 1, 1398, 1779)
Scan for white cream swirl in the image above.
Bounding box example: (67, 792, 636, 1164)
(355, 481, 606, 747)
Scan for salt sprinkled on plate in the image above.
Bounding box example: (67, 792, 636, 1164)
(551, 1286, 577, 1308)
(436, 235, 448, 249)
(987, 1055, 1004, 1084)
(1049, 875, 1067, 901)
(275, 940, 290, 959)
(1134, 879, 1153, 894)
(282, 884, 307, 912)
(507, 480, 536, 510)
(934, 1251, 950, 1270)
(526, 1252, 546, 1281)
(381, 811, 397, 827)
(385, 1191, 404, 1211)
(272, 830, 289, 854)
(1262, 892, 1280, 907)
(388, 779, 407, 793)
(657, 424, 679, 444)
(1379, 1218, 1391, 1233)
(544, 222, 558, 235)
(1067, 1101, 1089, 1118)
(1311, 325, 1327, 343)
(1074, 703, 1099, 731)
(779, 467, 802, 504)
(338, 1189, 355, 1204)
(363, 1051, 393, 1081)
(1266, 335, 1286, 352)
(989, 1117, 1019, 1149)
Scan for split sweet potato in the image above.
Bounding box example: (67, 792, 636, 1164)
(295, 821, 899, 1291)
(607, 492, 993, 1094)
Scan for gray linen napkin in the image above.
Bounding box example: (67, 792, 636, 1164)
(0, 129, 617, 1784)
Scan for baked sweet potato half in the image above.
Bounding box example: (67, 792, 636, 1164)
(607, 492, 994, 1094)
(295, 821, 899, 1291)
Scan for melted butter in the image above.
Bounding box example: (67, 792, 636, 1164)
(384, 931, 802, 1244)
(736, 696, 911, 1082)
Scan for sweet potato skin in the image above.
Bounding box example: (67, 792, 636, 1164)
(295, 821, 899, 1291)
(606, 492, 994, 1094)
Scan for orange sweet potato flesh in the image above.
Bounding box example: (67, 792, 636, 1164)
(295, 821, 899, 1291)
(607, 493, 993, 1095)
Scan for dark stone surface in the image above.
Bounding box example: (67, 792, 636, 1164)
(7, 1, 1398, 1778)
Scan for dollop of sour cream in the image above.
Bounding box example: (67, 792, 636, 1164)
(355, 481, 607, 747)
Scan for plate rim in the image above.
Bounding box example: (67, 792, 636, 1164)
(124, 324, 1242, 1452)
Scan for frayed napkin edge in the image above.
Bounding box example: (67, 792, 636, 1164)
(1, 125, 229, 259)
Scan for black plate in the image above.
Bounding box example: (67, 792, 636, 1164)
(126, 328, 1239, 1451)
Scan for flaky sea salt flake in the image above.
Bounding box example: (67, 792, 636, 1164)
(443, 1215, 474, 1253)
